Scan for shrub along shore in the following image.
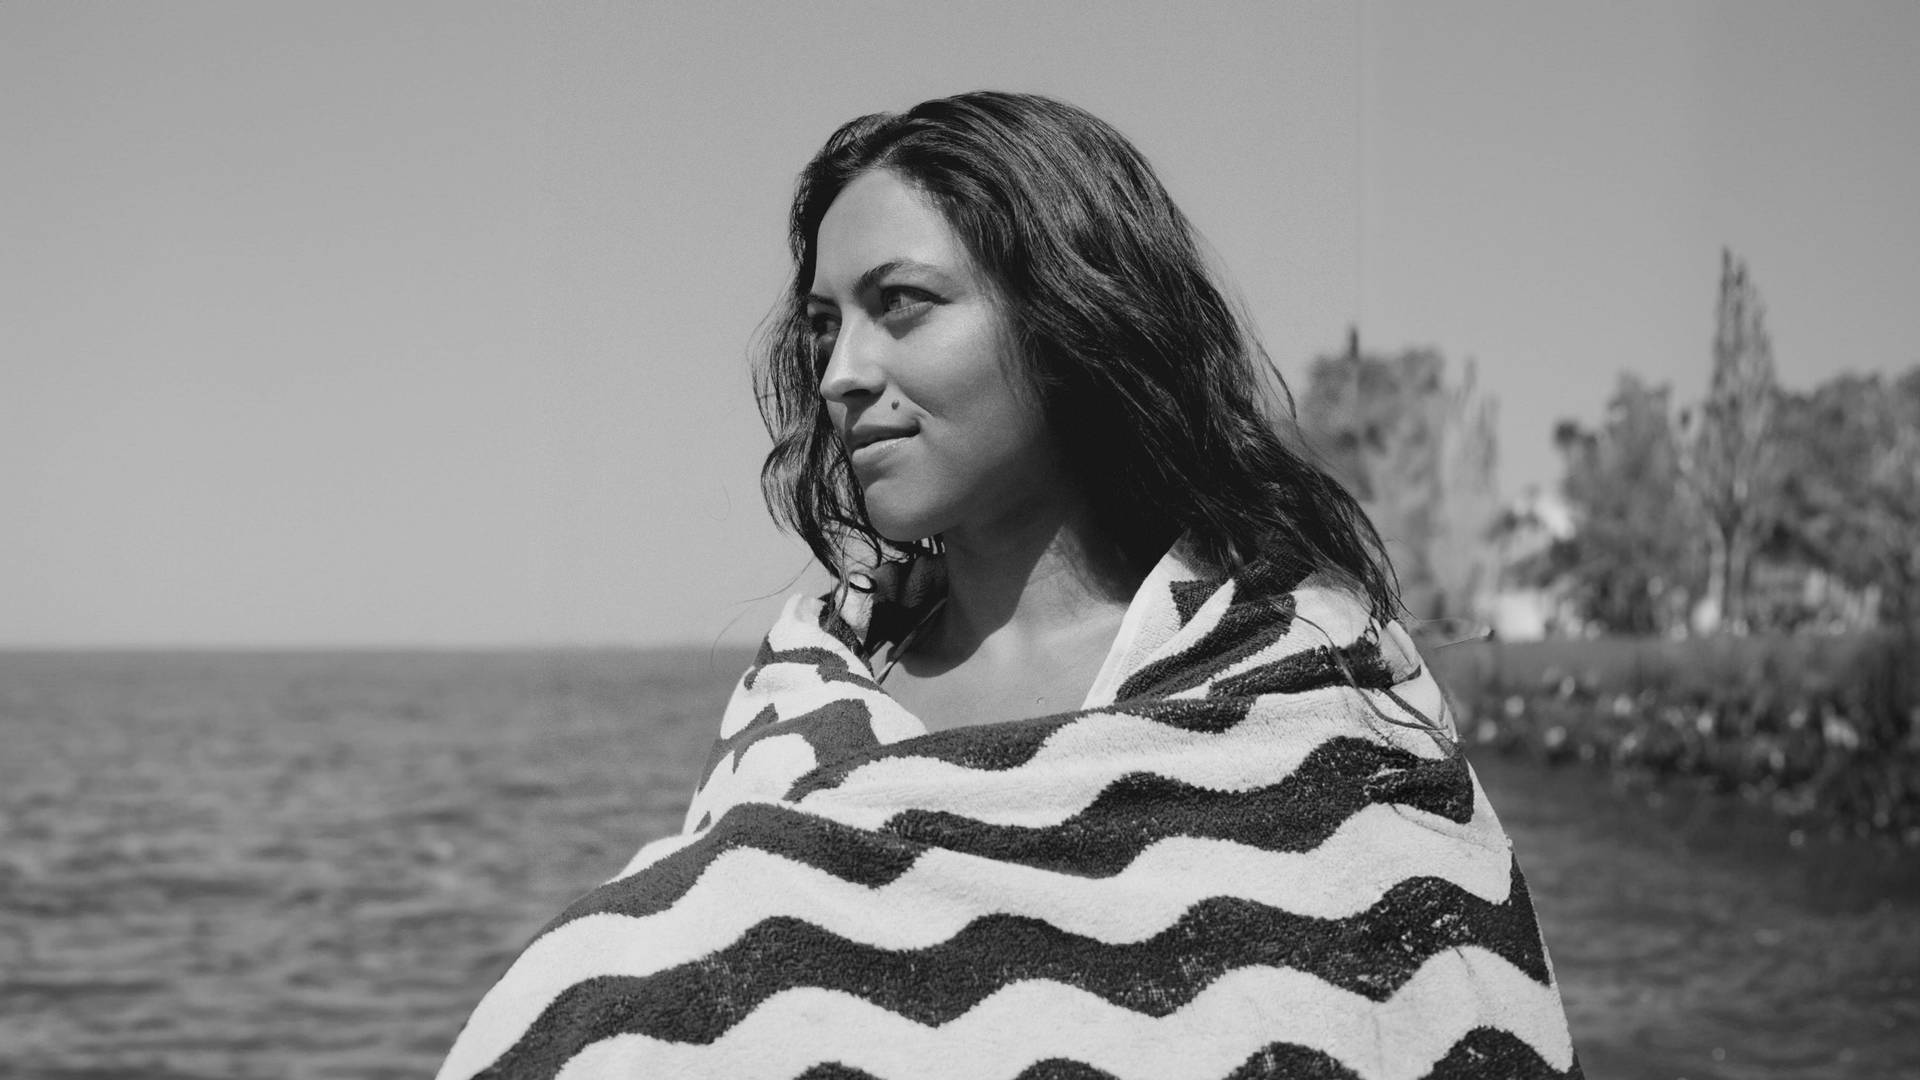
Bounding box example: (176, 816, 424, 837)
(1428, 631, 1920, 845)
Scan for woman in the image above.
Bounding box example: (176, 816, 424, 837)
(438, 92, 1579, 1080)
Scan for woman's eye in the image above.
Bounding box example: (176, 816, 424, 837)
(806, 313, 838, 370)
(879, 287, 933, 316)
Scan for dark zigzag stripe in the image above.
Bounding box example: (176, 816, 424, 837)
(645, 1028, 1580, 1080)
(1223, 1027, 1580, 1080)
(1422, 1026, 1584, 1080)
(785, 712, 1085, 800)
(1221, 1044, 1362, 1080)
(785, 690, 1308, 800)
(531, 802, 924, 936)
(1169, 575, 1224, 627)
(882, 737, 1473, 877)
(694, 697, 881, 794)
(1116, 590, 1297, 702)
(739, 635, 775, 684)
(698, 641, 883, 792)
(787, 698, 886, 771)
(741, 642, 880, 694)
(693, 701, 777, 794)
(549, 737, 1478, 940)
(784, 650, 1400, 803)
(1207, 635, 1396, 700)
(1162, 556, 1306, 636)
(737, 635, 783, 690)
(1004, 1056, 1346, 1080)
(478, 861, 1550, 1072)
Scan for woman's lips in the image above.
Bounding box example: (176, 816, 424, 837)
(850, 433, 913, 467)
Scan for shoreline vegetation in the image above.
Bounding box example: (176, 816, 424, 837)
(1429, 630, 1920, 846)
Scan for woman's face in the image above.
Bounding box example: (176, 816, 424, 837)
(808, 169, 1073, 544)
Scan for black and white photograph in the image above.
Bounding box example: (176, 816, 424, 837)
(4, 3, 1916, 1078)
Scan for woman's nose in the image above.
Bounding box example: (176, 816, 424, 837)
(817, 321, 882, 404)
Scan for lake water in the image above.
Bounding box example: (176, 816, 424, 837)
(2, 650, 1915, 1079)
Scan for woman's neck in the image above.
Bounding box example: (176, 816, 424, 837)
(920, 496, 1150, 664)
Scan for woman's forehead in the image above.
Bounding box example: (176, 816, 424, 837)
(809, 171, 968, 295)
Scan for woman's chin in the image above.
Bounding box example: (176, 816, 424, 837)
(864, 507, 940, 548)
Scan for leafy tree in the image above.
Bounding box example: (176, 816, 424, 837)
(1542, 374, 1703, 634)
(1770, 369, 1920, 626)
(1300, 334, 1500, 623)
(1429, 360, 1502, 623)
(1678, 249, 1780, 633)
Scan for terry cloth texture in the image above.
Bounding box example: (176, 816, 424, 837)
(436, 541, 1581, 1080)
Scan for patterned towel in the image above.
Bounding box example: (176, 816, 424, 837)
(437, 542, 1581, 1079)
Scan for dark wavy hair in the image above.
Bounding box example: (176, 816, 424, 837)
(753, 90, 1400, 620)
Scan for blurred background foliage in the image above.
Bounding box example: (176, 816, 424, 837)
(1299, 247, 1920, 842)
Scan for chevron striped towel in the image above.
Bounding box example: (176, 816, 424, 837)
(437, 543, 1581, 1079)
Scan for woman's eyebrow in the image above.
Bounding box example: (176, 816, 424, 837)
(809, 259, 945, 304)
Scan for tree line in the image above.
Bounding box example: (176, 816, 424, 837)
(1539, 249, 1918, 637)
(1302, 249, 1920, 639)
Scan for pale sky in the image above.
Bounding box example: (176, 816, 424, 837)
(4, 2, 1916, 647)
